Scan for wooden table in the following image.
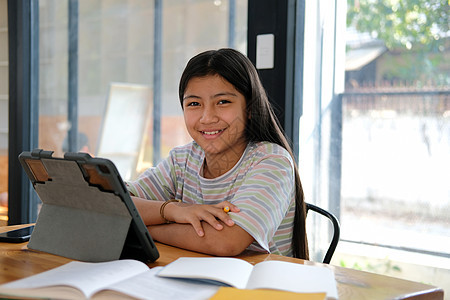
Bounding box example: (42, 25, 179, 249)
(0, 225, 444, 300)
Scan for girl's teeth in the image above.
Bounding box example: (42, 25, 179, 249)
(204, 130, 220, 135)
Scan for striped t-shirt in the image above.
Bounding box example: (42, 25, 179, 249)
(127, 141, 296, 256)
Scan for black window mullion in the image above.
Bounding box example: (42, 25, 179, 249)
(7, 0, 39, 224)
(68, 0, 79, 152)
(152, 0, 162, 165)
(228, 0, 236, 48)
(292, 0, 305, 158)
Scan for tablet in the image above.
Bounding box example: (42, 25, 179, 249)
(19, 149, 159, 263)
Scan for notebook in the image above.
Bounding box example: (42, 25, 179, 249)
(18, 149, 159, 263)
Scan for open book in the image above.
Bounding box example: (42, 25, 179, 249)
(0, 258, 337, 300)
(0, 260, 218, 300)
(157, 257, 338, 299)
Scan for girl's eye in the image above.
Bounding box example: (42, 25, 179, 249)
(186, 101, 200, 107)
(218, 100, 231, 105)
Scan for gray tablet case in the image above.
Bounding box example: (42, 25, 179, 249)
(18, 149, 159, 263)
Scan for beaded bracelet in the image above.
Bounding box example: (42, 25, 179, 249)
(159, 199, 181, 223)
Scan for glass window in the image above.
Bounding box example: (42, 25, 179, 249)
(340, 0, 449, 293)
(36, 0, 247, 202)
(301, 0, 449, 294)
(38, 0, 247, 180)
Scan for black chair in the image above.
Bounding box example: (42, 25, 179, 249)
(306, 203, 340, 264)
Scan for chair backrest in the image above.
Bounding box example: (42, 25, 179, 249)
(306, 203, 340, 264)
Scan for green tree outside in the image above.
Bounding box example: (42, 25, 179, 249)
(347, 0, 449, 83)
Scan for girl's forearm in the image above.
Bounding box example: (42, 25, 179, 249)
(148, 222, 254, 256)
(131, 196, 167, 225)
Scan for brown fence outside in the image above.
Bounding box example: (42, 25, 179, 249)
(343, 83, 450, 116)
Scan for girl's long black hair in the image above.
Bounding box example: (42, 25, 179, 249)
(178, 48, 309, 259)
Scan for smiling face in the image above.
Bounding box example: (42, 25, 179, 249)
(182, 75, 248, 173)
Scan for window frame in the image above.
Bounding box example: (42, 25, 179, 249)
(7, 0, 40, 224)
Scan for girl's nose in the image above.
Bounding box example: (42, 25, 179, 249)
(200, 106, 219, 124)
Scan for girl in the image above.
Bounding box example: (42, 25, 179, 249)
(128, 48, 309, 259)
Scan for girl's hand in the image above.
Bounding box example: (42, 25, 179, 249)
(164, 201, 240, 237)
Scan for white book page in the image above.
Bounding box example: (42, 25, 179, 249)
(157, 257, 254, 289)
(246, 261, 338, 299)
(96, 267, 219, 300)
(1, 260, 149, 298)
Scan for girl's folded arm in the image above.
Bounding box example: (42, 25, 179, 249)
(148, 222, 255, 256)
